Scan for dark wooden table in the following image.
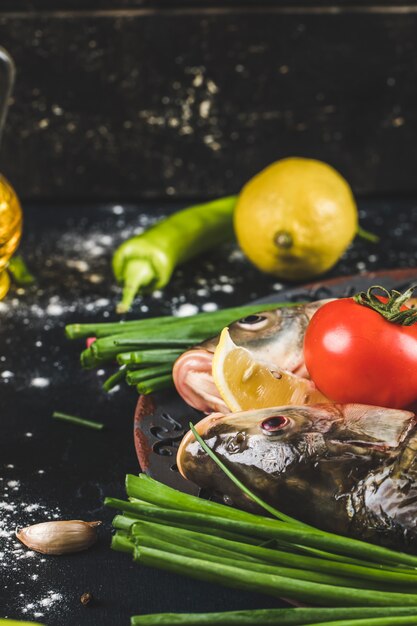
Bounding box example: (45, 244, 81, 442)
(1, 199, 416, 625)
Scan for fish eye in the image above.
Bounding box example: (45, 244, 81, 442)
(236, 314, 268, 329)
(261, 415, 289, 433)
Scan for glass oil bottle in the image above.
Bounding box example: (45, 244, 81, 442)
(0, 48, 22, 300)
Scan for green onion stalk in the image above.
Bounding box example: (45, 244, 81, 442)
(135, 546, 417, 606)
(52, 411, 104, 430)
(66, 302, 298, 342)
(129, 609, 417, 626)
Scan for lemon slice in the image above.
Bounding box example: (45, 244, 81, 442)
(212, 328, 328, 412)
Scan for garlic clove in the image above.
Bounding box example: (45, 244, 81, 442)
(16, 520, 101, 555)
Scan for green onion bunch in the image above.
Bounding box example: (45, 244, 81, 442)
(66, 302, 298, 395)
(107, 426, 417, 625)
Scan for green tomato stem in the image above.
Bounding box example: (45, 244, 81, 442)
(353, 285, 417, 325)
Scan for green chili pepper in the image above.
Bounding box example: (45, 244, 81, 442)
(112, 196, 237, 312)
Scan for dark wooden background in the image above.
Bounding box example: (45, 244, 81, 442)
(0, 1, 417, 200)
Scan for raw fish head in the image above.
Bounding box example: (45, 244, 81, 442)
(177, 404, 415, 524)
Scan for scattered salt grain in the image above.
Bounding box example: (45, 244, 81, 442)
(174, 303, 199, 317)
(1, 370, 14, 378)
(46, 303, 64, 316)
(201, 302, 218, 312)
(24, 504, 40, 512)
(112, 205, 124, 215)
(39, 592, 63, 607)
(21, 550, 36, 559)
(20, 590, 64, 617)
(89, 245, 105, 257)
(0, 466, 62, 613)
(88, 274, 103, 283)
(30, 377, 50, 388)
(66, 259, 89, 273)
(0, 503, 14, 512)
(95, 298, 110, 308)
(25, 432, 33, 438)
(228, 248, 245, 262)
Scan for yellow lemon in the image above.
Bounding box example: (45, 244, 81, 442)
(212, 328, 328, 412)
(234, 157, 358, 281)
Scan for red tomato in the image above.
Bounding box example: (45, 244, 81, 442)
(304, 298, 417, 408)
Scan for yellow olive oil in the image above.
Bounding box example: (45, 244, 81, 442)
(0, 175, 22, 298)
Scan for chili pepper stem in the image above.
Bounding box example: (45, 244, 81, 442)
(117, 259, 155, 313)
